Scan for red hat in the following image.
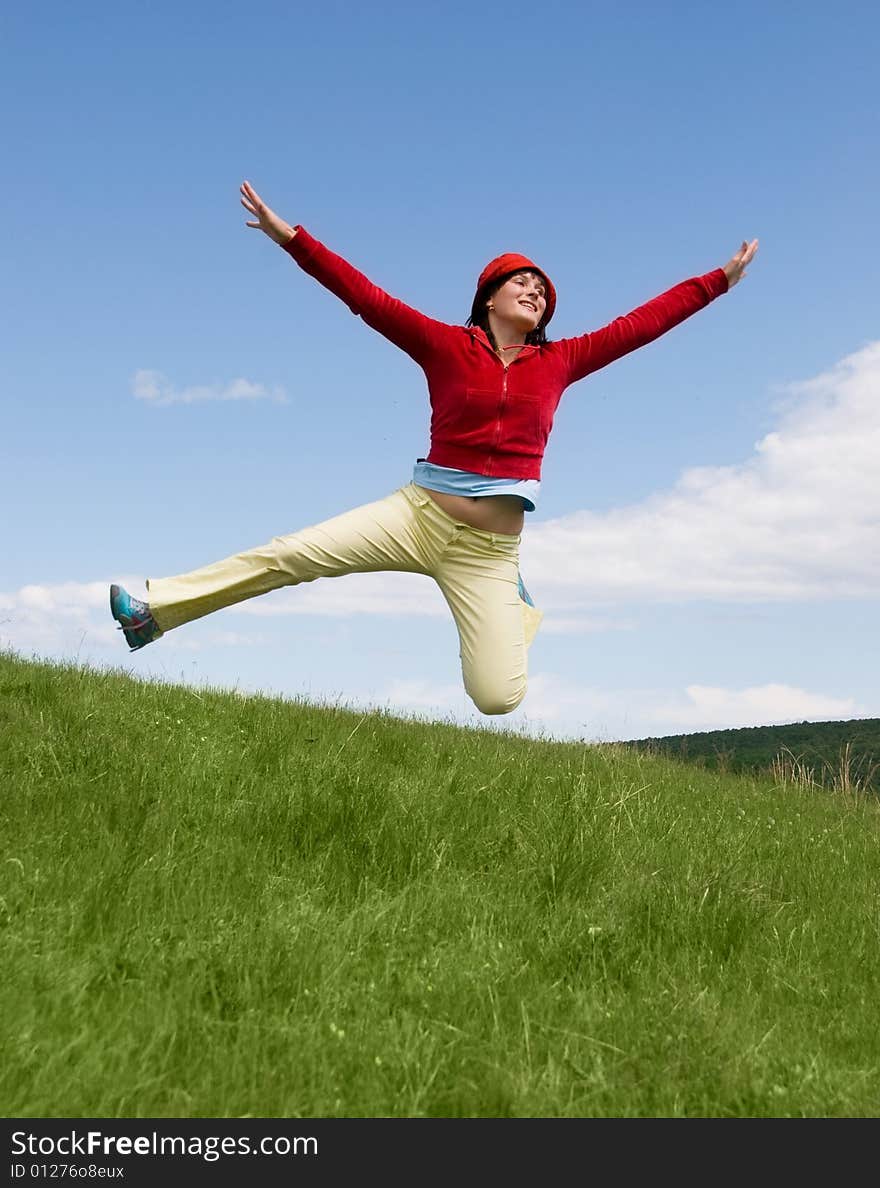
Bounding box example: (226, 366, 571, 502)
(475, 252, 556, 326)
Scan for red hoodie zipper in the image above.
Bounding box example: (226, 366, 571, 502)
(490, 367, 508, 455)
(471, 330, 538, 471)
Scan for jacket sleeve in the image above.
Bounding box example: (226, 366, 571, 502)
(281, 226, 449, 365)
(557, 268, 729, 386)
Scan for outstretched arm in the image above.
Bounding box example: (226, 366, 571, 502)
(559, 239, 759, 385)
(240, 180, 448, 365)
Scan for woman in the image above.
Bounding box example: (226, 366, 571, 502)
(111, 181, 758, 715)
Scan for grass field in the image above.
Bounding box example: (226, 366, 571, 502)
(2, 648, 879, 1117)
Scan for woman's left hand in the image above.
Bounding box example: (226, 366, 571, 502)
(723, 239, 759, 288)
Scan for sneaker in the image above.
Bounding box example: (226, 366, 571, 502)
(110, 583, 163, 652)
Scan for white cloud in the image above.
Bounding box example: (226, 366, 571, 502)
(506, 674, 868, 741)
(0, 581, 109, 613)
(515, 672, 615, 725)
(382, 678, 466, 713)
(0, 581, 111, 651)
(132, 369, 287, 406)
(526, 340, 880, 604)
(234, 571, 450, 618)
(156, 629, 268, 653)
(540, 615, 636, 635)
(644, 682, 863, 732)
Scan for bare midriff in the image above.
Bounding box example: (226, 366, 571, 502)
(417, 487, 525, 537)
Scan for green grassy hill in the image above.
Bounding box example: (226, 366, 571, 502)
(3, 648, 880, 1117)
(622, 719, 880, 795)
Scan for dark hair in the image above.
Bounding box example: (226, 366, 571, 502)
(465, 269, 551, 352)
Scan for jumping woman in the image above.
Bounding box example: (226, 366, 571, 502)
(110, 181, 758, 716)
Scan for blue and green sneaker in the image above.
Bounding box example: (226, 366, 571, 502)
(109, 584, 163, 652)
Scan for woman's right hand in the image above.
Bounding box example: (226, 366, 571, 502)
(722, 238, 759, 288)
(240, 180, 296, 245)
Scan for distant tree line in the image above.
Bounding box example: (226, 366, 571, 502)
(622, 718, 880, 795)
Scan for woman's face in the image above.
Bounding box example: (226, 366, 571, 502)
(488, 271, 548, 332)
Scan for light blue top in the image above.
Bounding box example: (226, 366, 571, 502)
(412, 460, 540, 512)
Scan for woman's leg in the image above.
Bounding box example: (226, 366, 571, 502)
(144, 487, 431, 633)
(433, 526, 543, 717)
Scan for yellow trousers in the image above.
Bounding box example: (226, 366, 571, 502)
(146, 482, 543, 715)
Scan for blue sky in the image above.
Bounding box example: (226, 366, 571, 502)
(3, 0, 878, 742)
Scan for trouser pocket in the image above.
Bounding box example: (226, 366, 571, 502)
(521, 600, 543, 649)
(517, 572, 543, 648)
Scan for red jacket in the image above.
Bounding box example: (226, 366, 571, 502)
(282, 227, 729, 480)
